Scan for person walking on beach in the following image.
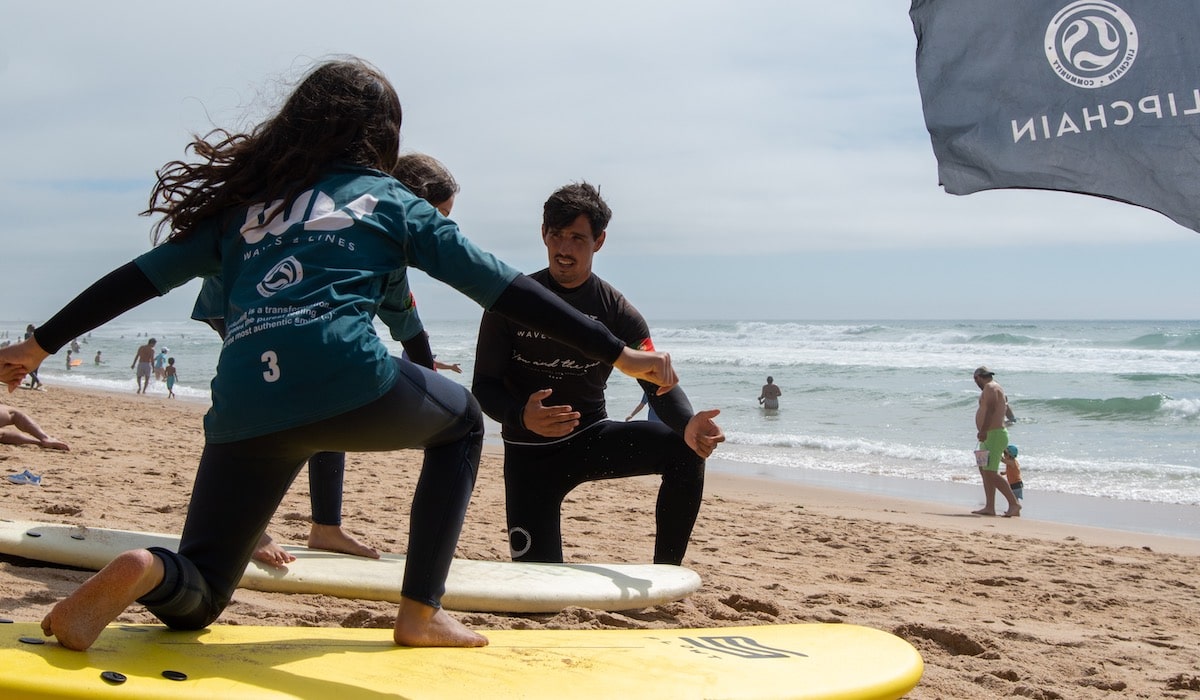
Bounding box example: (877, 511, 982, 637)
(0, 58, 676, 653)
(758, 376, 782, 410)
(625, 391, 661, 422)
(0, 403, 69, 451)
(972, 366, 1021, 517)
(153, 347, 169, 381)
(472, 181, 724, 565)
(131, 338, 156, 394)
(23, 325, 42, 390)
(164, 357, 178, 399)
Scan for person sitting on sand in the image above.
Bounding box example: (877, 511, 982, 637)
(0, 58, 675, 652)
(0, 403, 70, 451)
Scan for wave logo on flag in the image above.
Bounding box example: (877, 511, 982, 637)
(1044, 1, 1138, 89)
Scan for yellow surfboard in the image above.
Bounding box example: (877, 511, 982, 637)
(0, 621, 922, 699)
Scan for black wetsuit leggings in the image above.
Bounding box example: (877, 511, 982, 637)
(503, 420, 705, 565)
(139, 358, 483, 631)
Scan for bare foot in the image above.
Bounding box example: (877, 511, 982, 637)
(1003, 505, 1022, 518)
(41, 549, 164, 651)
(252, 533, 297, 569)
(971, 508, 996, 516)
(394, 597, 488, 648)
(307, 524, 381, 559)
(39, 437, 70, 451)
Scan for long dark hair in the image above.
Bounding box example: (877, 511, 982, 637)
(392, 153, 459, 206)
(144, 58, 403, 243)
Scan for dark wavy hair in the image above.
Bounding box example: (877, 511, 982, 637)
(144, 58, 403, 243)
(392, 153, 459, 207)
(542, 181, 611, 239)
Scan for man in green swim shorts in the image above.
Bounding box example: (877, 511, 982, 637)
(972, 366, 1021, 518)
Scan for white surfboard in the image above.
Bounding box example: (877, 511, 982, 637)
(0, 518, 700, 613)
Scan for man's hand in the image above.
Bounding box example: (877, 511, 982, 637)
(684, 409, 724, 459)
(612, 347, 677, 394)
(521, 388, 581, 438)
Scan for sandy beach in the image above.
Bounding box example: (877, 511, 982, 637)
(2, 385, 1198, 698)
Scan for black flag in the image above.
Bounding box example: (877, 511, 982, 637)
(910, 0, 1200, 233)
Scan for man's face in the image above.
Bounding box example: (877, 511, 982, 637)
(974, 373, 990, 389)
(542, 214, 605, 289)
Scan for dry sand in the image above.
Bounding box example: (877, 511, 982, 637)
(2, 385, 1198, 698)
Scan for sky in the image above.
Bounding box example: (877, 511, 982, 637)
(1, 2, 1196, 323)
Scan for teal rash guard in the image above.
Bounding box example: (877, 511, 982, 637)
(135, 165, 519, 443)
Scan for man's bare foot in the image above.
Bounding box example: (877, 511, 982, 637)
(39, 436, 69, 451)
(252, 533, 297, 569)
(307, 524, 381, 559)
(41, 549, 164, 651)
(971, 508, 996, 516)
(1003, 505, 1022, 518)
(394, 597, 488, 648)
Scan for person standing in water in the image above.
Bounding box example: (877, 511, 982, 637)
(757, 376, 781, 410)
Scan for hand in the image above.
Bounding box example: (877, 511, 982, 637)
(977, 430, 988, 443)
(684, 409, 724, 459)
(521, 388, 581, 438)
(612, 347, 677, 395)
(0, 339, 50, 393)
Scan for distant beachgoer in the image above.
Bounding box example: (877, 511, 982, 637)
(433, 356, 462, 374)
(153, 347, 169, 381)
(1001, 444, 1023, 501)
(1005, 402, 1016, 427)
(23, 325, 42, 390)
(625, 392, 661, 422)
(131, 338, 156, 394)
(65, 350, 73, 370)
(758, 376, 782, 410)
(0, 403, 69, 451)
(971, 366, 1021, 518)
(94, 351, 103, 365)
(164, 357, 178, 399)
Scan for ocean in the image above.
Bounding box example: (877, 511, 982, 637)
(7, 318, 1198, 535)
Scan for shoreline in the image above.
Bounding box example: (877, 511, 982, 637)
(706, 457, 1200, 546)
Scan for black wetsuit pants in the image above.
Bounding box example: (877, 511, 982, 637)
(139, 358, 483, 630)
(503, 420, 705, 565)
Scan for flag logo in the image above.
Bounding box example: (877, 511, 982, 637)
(1044, 1, 1138, 89)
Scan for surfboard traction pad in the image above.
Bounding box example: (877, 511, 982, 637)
(0, 621, 923, 700)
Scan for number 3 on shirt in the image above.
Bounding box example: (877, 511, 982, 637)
(261, 350, 281, 383)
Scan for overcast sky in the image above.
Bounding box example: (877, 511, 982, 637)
(2, 2, 1195, 323)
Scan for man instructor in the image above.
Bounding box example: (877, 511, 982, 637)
(472, 182, 723, 564)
